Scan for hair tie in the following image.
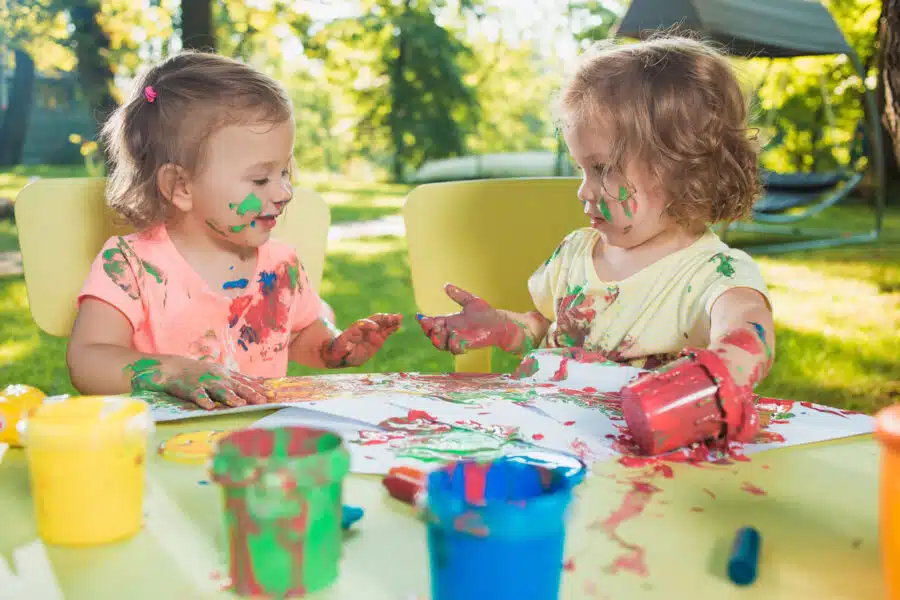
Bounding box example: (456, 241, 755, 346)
(144, 86, 157, 103)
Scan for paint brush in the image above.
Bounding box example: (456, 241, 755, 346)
(382, 466, 428, 509)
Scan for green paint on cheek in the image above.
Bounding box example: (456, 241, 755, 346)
(599, 199, 612, 221)
(619, 186, 633, 219)
(232, 192, 263, 216)
(230, 224, 247, 233)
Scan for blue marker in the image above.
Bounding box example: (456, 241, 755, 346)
(727, 526, 761, 585)
(341, 505, 364, 530)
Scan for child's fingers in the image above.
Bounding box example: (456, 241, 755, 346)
(430, 328, 450, 351)
(189, 388, 217, 410)
(207, 383, 247, 408)
(232, 379, 269, 405)
(416, 314, 435, 336)
(447, 331, 467, 355)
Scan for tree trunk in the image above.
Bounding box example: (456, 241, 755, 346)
(180, 0, 215, 51)
(69, 0, 117, 140)
(0, 49, 35, 166)
(881, 0, 900, 173)
(389, 11, 408, 183)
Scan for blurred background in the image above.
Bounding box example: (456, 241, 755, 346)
(0, 0, 897, 413)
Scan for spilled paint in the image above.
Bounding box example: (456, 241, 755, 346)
(550, 283, 597, 347)
(740, 482, 767, 496)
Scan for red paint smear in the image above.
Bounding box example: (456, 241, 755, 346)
(596, 480, 661, 577)
(227, 260, 297, 347)
(532, 433, 545, 441)
(741, 482, 767, 496)
(551, 357, 570, 381)
(703, 488, 716, 500)
(564, 420, 576, 426)
(719, 328, 764, 355)
(690, 507, 704, 512)
(564, 558, 576, 571)
(463, 462, 490, 506)
(800, 401, 850, 419)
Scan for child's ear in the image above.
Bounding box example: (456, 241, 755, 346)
(156, 164, 192, 212)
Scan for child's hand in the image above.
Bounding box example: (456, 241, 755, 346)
(322, 313, 403, 368)
(416, 284, 522, 354)
(126, 356, 269, 410)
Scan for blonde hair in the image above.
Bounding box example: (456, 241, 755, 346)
(101, 51, 293, 229)
(557, 33, 760, 227)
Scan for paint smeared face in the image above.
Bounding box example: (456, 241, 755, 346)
(188, 119, 295, 248)
(564, 123, 676, 249)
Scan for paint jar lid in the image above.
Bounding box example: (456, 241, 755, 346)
(21, 395, 153, 448)
(211, 427, 350, 489)
(875, 404, 900, 449)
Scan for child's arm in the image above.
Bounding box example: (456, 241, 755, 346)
(289, 313, 403, 368)
(707, 287, 775, 388)
(416, 284, 551, 355)
(67, 298, 269, 409)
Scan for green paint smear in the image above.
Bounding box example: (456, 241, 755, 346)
(599, 198, 612, 221)
(710, 253, 736, 278)
(619, 186, 632, 219)
(206, 220, 228, 236)
(197, 371, 221, 384)
(230, 224, 247, 233)
(233, 192, 263, 216)
(124, 358, 164, 393)
(142, 260, 164, 284)
(287, 262, 299, 290)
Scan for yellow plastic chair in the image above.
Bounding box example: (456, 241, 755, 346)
(403, 177, 585, 373)
(15, 177, 330, 337)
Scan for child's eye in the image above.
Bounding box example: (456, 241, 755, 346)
(253, 178, 269, 185)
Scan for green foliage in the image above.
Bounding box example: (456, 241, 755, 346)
(307, 0, 481, 181)
(752, 0, 881, 174)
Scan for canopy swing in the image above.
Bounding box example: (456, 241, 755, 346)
(613, 0, 886, 254)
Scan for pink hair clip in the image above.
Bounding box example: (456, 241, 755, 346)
(144, 86, 157, 103)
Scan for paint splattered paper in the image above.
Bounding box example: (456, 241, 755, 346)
(141, 349, 874, 475)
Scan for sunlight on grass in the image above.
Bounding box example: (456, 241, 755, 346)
(0, 221, 18, 253)
(0, 165, 88, 200)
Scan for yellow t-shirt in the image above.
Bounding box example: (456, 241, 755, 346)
(527, 228, 770, 369)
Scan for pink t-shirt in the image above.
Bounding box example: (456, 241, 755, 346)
(77, 225, 322, 378)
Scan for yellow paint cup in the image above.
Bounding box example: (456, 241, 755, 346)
(876, 404, 900, 600)
(24, 395, 153, 546)
(0, 384, 47, 446)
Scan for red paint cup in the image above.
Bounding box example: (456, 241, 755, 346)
(621, 350, 753, 456)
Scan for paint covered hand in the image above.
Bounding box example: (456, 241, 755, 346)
(416, 284, 524, 355)
(322, 313, 403, 368)
(125, 356, 269, 410)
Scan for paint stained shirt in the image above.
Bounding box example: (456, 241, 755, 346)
(528, 228, 770, 369)
(78, 225, 322, 378)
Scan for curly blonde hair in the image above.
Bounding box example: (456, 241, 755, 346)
(557, 33, 761, 227)
(100, 51, 293, 229)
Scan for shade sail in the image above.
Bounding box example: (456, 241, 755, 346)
(613, 0, 853, 58)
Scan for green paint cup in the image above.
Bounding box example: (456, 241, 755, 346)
(210, 427, 350, 598)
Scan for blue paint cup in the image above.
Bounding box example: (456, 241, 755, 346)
(425, 457, 583, 600)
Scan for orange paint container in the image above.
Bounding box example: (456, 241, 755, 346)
(875, 404, 900, 599)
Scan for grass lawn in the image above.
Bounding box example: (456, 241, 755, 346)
(1, 165, 898, 414)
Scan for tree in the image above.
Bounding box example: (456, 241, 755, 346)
(308, 0, 481, 182)
(180, 0, 215, 51)
(0, 0, 71, 165)
(0, 49, 34, 165)
(880, 0, 900, 171)
(69, 0, 117, 131)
